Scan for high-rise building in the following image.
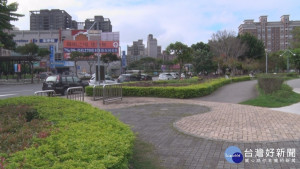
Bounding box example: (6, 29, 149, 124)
(239, 15, 300, 52)
(30, 9, 76, 30)
(147, 34, 158, 58)
(127, 39, 146, 64)
(84, 16, 112, 32)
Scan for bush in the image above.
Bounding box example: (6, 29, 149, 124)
(0, 96, 134, 169)
(258, 76, 284, 94)
(85, 76, 251, 99)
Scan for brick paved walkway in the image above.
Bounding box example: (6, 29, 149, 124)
(85, 97, 300, 168)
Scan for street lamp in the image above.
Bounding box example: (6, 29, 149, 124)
(280, 49, 296, 72)
(265, 49, 270, 74)
(83, 22, 101, 85)
(119, 46, 122, 74)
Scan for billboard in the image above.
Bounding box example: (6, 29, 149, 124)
(63, 40, 119, 59)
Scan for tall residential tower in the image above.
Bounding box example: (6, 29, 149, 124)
(239, 15, 300, 52)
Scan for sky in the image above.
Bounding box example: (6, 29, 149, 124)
(7, 0, 300, 52)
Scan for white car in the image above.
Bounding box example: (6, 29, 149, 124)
(158, 73, 174, 80)
(170, 72, 179, 79)
(89, 74, 116, 86)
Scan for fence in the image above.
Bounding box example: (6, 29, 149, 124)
(34, 90, 56, 97)
(93, 83, 122, 104)
(66, 87, 84, 101)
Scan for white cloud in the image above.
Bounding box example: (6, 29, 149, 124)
(7, 0, 300, 51)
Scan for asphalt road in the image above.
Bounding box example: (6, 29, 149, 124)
(0, 83, 42, 99)
(190, 80, 258, 103)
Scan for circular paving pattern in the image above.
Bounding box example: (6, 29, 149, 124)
(85, 96, 300, 143)
(174, 102, 300, 143)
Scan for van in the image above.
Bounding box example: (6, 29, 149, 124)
(42, 75, 89, 95)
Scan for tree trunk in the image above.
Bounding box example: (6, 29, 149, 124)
(74, 61, 77, 76)
(31, 62, 34, 84)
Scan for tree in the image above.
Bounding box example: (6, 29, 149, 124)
(191, 42, 217, 75)
(100, 53, 120, 74)
(0, 0, 23, 49)
(208, 30, 248, 75)
(83, 52, 96, 75)
(291, 27, 300, 49)
(15, 43, 50, 83)
(238, 32, 265, 60)
(69, 51, 83, 76)
(291, 48, 300, 73)
(166, 42, 193, 78)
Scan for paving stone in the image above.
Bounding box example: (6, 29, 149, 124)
(85, 97, 300, 169)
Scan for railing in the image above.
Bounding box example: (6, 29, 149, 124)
(93, 85, 104, 101)
(103, 83, 122, 104)
(92, 83, 122, 104)
(66, 87, 84, 101)
(34, 90, 56, 97)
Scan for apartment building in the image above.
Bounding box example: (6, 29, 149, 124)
(238, 15, 300, 52)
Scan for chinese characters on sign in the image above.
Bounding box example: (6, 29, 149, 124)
(244, 148, 296, 163)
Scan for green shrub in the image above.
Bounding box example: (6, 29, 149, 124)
(241, 84, 300, 107)
(258, 76, 284, 94)
(85, 76, 251, 98)
(0, 96, 134, 169)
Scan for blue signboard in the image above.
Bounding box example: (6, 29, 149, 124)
(122, 51, 127, 67)
(51, 61, 74, 67)
(49, 45, 55, 68)
(39, 39, 58, 43)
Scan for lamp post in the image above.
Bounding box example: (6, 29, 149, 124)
(265, 49, 269, 74)
(280, 49, 296, 73)
(83, 22, 101, 85)
(119, 46, 122, 74)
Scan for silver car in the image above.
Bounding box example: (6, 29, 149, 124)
(158, 73, 174, 80)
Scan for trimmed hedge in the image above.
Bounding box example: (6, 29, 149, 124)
(86, 76, 251, 99)
(258, 76, 284, 94)
(0, 96, 134, 169)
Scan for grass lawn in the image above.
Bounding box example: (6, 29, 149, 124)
(240, 84, 300, 108)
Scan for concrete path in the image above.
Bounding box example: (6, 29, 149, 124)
(272, 79, 300, 114)
(83, 79, 300, 169)
(190, 80, 258, 103)
(85, 97, 300, 169)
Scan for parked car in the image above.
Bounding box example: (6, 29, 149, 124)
(88, 74, 116, 86)
(37, 72, 52, 80)
(170, 72, 179, 79)
(78, 72, 92, 79)
(117, 74, 139, 83)
(158, 73, 174, 80)
(140, 74, 152, 81)
(42, 75, 89, 95)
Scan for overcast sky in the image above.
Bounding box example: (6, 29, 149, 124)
(8, 0, 300, 51)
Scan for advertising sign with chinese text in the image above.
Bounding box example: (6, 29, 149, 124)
(63, 40, 119, 59)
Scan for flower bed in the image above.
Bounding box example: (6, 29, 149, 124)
(0, 96, 134, 169)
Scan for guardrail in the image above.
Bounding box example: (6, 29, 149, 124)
(66, 87, 84, 101)
(93, 85, 104, 101)
(92, 83, 122, 104)
(34, 90, 56, 97)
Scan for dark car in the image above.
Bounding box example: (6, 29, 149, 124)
(117, 74, 139, 83)
(42, 75, 89, 95)
(140, 74, 152, 81)
(37, 72, 52, 80)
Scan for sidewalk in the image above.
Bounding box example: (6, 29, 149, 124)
(271, 87, 300, 114)
(85, 96, 300, 168)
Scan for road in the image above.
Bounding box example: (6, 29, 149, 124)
(0, 83, 42, 99)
